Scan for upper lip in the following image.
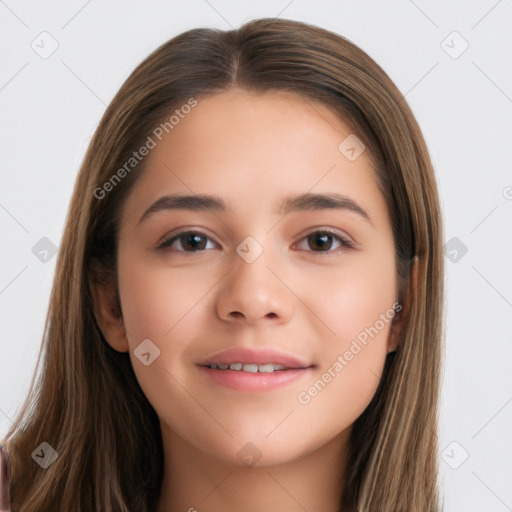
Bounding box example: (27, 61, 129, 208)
(197, 347, 313, 369)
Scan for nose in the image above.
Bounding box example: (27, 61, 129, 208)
(216, 243, 294, 326)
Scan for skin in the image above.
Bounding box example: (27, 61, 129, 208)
(92, 87, 407, 511)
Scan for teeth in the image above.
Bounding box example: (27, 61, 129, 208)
(208, 362, 289, 372)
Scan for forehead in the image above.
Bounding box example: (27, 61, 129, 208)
(171, 87, 357, 150)
(119, 87, 387, 230)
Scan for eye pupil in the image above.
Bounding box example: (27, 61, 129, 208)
(309, 232, 333, 251)
(183, 233, 206, 251)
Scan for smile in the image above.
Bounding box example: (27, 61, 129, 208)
(206, 362, 291, 372)
(196, 346, 314, 392)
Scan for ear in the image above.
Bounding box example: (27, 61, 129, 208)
(89, 266, 129, 353)
(387, 255, 420, 354)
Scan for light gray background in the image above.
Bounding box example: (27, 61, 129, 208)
(1, 1, 511, 510)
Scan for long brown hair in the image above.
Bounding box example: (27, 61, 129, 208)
(3, 17, 444, 511)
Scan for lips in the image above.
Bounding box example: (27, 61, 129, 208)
(197, 346, 313, 370)
(197, 346, 314, 392)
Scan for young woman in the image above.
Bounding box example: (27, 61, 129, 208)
(1, 17, 444, 511)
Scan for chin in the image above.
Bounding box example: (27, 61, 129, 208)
(199, 433, 307, 469)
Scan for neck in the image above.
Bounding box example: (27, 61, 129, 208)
(156, 424, 350, 512)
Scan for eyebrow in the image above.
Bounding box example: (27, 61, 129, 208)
(138, 192, 374, 227)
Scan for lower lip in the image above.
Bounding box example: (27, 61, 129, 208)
(198, 366, 312, 392)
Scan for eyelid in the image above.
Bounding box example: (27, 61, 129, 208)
(294, 227, 358, 253)
(298, 226, 356, 246)
(156, 226, 358, 253)
(156, 227, 219, 251)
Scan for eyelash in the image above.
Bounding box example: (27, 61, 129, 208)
(156, 228, 356, 256)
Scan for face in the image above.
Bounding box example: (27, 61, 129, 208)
(113, 87, 400, 467)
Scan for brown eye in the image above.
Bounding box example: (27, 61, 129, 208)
(157, 228, 355, 255)
(297, 230, 355, 254)
(158, 231, 215, 252)
(308, 232, 334, 251)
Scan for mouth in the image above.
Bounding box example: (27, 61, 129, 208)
(196, 346, 315, 392)
(201, 362, 309, 372)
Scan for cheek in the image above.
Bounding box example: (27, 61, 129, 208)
(311, 244, 397, 346)
(116, 253, 214, 422)
(118, 251, 211, 349)
(296, 247, 396, 421)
